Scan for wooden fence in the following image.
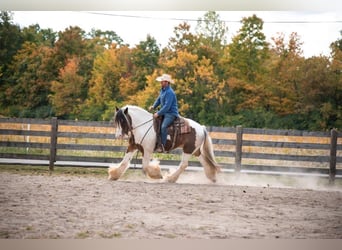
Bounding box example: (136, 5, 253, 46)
(0, 117, 341, 182)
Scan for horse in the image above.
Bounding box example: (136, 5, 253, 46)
(108, 105, 221, 183)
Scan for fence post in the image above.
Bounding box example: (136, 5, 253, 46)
(235, 125, 243, 172)
(329, 129, 338, 184)
(49, 117, 58, 171)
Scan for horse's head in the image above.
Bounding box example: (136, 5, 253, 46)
(113, 106, 133, 138)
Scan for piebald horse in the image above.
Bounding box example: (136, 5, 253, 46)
(108, 105, 220, 183)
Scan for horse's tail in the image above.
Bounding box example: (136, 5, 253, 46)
(200, 127, 221, 176)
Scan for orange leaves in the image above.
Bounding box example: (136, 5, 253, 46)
(88, 45, 129, 106)
(50, 57, 84, 117)
(164, 50, 198, 75)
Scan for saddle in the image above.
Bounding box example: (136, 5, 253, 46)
(153, 116, 191, 152)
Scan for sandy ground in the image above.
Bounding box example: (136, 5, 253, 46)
(0, 170, 341, 239)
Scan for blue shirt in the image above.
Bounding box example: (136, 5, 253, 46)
(153, 85, 179, 117)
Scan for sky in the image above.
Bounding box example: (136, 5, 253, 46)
(11, 11, 342, 58)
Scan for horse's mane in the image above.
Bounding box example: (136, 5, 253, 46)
(114, 107, 132, 135)
(114, 105, 151, 136)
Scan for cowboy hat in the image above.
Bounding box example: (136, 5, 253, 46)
(156, 74, 174, 83)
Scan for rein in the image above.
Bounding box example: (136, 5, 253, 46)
(115, 108, 154, 147)
(129, 117, 154, 169)
(131, 118, 154, 146)
(120, 112, 153, 153)
(132, 118, 153, 131)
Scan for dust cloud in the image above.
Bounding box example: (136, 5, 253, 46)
(166, 167, 342, 192)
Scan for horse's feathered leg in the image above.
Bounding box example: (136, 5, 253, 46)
(164, 153, 191, 183)
(108, 150, 137, 180)
(142, 152, 163, 179)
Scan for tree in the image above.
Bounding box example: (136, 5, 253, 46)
(84, 44, 134, 120)
(228, 14, 269, 83)
(88, 45, 122, 106)
(21, 24, 56, 47)
(167, 22, 198, 53)
(50, 57, 85, 118)
(159, 48, 224, 124)
(88, 29, 124, 49)
(194, 11, 229, 76)
(193, 57, 226, 125)
(267, 32, 305, 116)
(0, 11, 23, 102)
(51, 26, 87, 75)
(0, 12, 22, 75)
(50, 26, 101, 119)
(131, 35, 160, 90)
(3, 42, 54, 117)
(223, 14, 271, 127)
(328, 31, 342, 129)
(195, 11, 228, 50)
(0, 16, 60, 117)
(128, 71, 163, 109)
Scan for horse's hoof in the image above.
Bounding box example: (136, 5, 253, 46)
(147, 172, 163, 179)
(108, 167, 121, 181)
(146, 160, 163, 179)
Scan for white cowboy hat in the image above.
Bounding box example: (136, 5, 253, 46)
(156, 74, 174, 83)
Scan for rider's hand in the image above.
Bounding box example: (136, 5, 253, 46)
(148, 106, 154, 111)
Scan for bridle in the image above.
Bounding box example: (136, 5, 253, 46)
(115, 109, 154, 145)
(114, 109, 155, 167)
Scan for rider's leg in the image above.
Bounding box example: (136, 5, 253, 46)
(157, 114, 176, 152)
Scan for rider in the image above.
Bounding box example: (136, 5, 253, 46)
(149, 74, 179, 153)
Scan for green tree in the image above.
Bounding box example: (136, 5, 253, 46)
(0, 11, 23, 111)
(88, 29, 124, 48)
(228, 14, 269, 83)
(195, 11, 228, 50)
(195, 11, 229, 77)
(131, 35, 160, 90)
(224, 14, 270, 127)
(3, 42, 54, 117)
(299, 55, 342, 130)
(0, 17, 58, 117)
(21, 24, 56, 47)
(0, 12, 23, 80)
(327, 31, 342, 129)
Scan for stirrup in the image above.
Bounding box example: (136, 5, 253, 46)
(155, 144, 165, 153)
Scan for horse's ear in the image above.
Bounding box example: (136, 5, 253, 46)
(115, 106, 119, 112)
(124, 107, 128, 115)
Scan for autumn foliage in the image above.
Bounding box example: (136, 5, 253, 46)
(0, 11, 341, 131)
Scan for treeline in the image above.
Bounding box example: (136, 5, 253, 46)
(0, 11, 341, 131)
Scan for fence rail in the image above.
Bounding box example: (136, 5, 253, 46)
(0, 117, 341, 183)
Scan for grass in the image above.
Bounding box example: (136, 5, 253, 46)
(0, 164, 107, 177)
(0, 164, 148, 180)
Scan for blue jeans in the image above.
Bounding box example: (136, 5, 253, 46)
(160, 114, 177, 146)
